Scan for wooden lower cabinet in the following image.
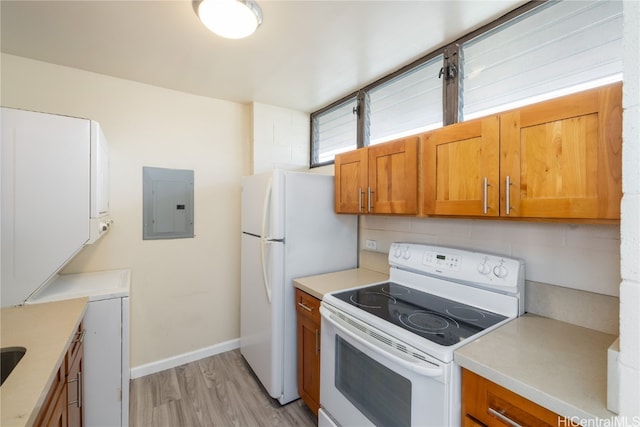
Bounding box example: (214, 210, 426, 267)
(66, 332, 83, 427)
(35, 323, 84, 427)
(295, 289, 321, 416)
(461, 369, 580, 427)
(35, 364, 67, 427)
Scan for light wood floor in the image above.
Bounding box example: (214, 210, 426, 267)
(129, 349, 317, 427)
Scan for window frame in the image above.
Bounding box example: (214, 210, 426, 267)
(309, 0, 545, 168)
(309, 91, 359, 168)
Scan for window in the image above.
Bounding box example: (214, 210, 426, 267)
(311, 95, 358, 166)
(462, 0, 623, 120)
(368, 56, 444, 145)
(310, 0, 624, 167)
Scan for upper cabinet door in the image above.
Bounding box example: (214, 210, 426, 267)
(368, 136, 418, 215)
(1, 108, 90, 307)
(334, 148, 368, 214)
(500, 83, 622, 219)
(422, 116, 500, 216)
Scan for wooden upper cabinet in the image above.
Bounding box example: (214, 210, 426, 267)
(334, 148, 368, 214)
(422, 116, 500, 216)
(368, 137, 418, 214)
(335, 136, 418, 215)
(422, 82, 622, 221)
(500, 83, 622, 220)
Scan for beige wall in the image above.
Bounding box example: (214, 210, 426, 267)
(1, 53, 250, 368)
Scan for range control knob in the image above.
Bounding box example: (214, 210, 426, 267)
(477, 257, 491, 275)
(493, 260, 508, 278)
(402, 248, 411, 260)
(393, 246, 402, 258)
(477, 263, 491, 275)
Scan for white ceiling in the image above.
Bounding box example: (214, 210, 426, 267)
(1, 0, 527, 113)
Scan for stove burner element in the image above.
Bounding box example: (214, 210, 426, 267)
(399, 311, 459, 334)
(331, 281, 509, 347)
(446, 306, 487, 322)
(349, 292, 397, 309)
(381, 286, 410, 297)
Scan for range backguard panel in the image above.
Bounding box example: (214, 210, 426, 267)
(143, 167, 194, 240)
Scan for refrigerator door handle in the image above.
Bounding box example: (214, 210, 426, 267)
(260, 175, 274, 303)
(260, 239, 273, 303)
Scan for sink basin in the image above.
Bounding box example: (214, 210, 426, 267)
(1, 347, 26, 386)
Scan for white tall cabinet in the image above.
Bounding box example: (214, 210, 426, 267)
(1, 107, 127, 425)
(27, 269, 131, 427)
(1, 107, 90, 306)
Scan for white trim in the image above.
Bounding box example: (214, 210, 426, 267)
(129, 338, 240, 379)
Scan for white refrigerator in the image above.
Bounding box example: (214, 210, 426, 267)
(241, 169, 357, 405)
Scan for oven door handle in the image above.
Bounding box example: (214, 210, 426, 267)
(323, 309, 444, 378)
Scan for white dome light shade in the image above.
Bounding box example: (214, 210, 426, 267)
(197, 0, 263, 39)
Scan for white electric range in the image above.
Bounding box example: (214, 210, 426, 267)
(319, 242, 525, 427)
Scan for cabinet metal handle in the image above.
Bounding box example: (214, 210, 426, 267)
(298, 302, 313, 312)
(488, 407, 522, 427)
(68, 371, 83, 408)
(367, 187, 374, 212)
(505, 175, 512, 215)
(483, 177, 490, 214)
(72, 329, 86, 344)
(358, 188, 363, 212)
(315, 329, 320, 355)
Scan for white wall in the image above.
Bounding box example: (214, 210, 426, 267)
(619, 0, 640, 417)
(250, 102, 309, 174)
(1, 54, 250, 369)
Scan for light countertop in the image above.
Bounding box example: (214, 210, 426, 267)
(27, 269, 130, 303)
(455, 314, 617, 421)
(293, 268, 389, 300)
(1, 298, 87, 427)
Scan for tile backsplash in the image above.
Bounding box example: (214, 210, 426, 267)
(358, 215, 620, 335)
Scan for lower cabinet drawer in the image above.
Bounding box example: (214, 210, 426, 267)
(295, 289, 321, 324)
(461, 369, 580, 427)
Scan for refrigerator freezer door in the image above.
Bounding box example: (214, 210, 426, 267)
(241, 170, 284, 239)
(240, 232, 285, 400)
(284, 172, 358, 279)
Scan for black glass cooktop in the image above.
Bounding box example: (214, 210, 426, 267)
(332, 282, 507, 346)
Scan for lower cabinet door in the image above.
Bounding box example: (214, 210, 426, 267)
(44, 384, 68, 427)
(67, 348, 83, 427)
(296, 288, 321, 416)
(297, 313, 321, 415)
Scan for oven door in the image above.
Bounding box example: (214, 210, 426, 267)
(320, 304, 455, 427)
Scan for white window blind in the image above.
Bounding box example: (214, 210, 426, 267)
(312, 96, 358, 165)
(368, 56, 443, 145)
(462, 0, 623, 120)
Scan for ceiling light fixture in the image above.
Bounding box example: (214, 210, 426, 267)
(194, 0, 263, 39)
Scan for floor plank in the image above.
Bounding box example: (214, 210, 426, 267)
(130, 349, 317, 427)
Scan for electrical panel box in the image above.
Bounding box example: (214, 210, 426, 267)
(143, 167, 194, 240)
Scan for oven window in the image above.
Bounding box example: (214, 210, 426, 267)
(335, 335, 411, 427)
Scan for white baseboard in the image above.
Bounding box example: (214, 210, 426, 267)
(130, 338, 240, 379)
